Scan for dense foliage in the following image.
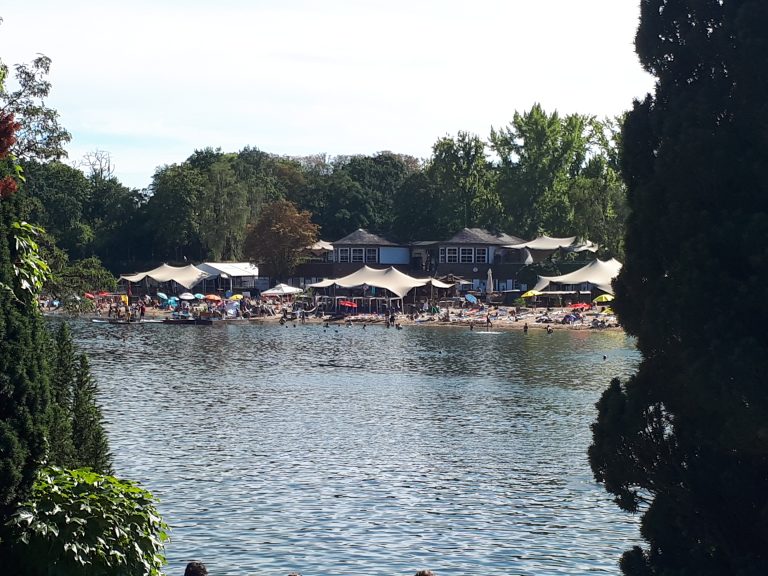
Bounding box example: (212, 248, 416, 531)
(2, 50, 164, 573)
(14, 110, 628, 276)
(243, 199, 319, 281)
(0, 110, 51, 521)
(3, 467, 168, 576)
(589, 2, 768, 574)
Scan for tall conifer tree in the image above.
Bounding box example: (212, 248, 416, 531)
(0, 112, 51, 521)
(589, 2, 768, 575)
(71, 353, 112, 474)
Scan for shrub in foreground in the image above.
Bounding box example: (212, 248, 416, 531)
(4, 466, 168, 576)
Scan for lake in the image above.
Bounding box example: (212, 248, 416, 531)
(68, 320, 641, 575)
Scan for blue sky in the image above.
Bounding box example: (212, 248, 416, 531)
(1, 1, 653, 190)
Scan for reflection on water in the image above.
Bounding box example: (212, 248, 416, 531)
(67, 320, 640, 575)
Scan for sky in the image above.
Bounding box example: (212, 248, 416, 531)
(1, 1, 654, 190)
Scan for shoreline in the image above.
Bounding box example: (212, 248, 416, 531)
(49, 306, 621, 333)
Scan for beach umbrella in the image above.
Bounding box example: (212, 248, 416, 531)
(84, 292, 95, 300)
(156, 292, 168, 300)
(465, 294, 478, 304)
(593, 293, 615, 303)
(194, 293, 204, 300)
(521, 289, 541, 298)
(486, 268, 494, 292)
(179, 292, 195, 300)
(204, 294, 221, 301)
(570, 302, 591, 310)
(230, 294, 243, 301)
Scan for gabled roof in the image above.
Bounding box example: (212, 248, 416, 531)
(333, 229, 398, 246)
(444, 228, 526, 246)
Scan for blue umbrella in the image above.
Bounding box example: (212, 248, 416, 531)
(156, 292, 168, 300)
(194, 293, 204, 300)
(465, 294, 478, 304)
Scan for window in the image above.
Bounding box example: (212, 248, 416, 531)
(446, 247, 458, 263)
(460, 248, 473, 263)
(439, 247, 446, 263)
(475, 248, 487, 264)
(351, 248, 364, 262)
(366, 248, 378, 262)
(338, 248, 349, 263)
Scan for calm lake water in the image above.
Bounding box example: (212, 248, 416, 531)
(67, 320, 641, 576)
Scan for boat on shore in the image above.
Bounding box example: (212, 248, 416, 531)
(161, 317, 214, 326)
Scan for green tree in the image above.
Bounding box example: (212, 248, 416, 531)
(311, 170, 374, 240)
(589, 2, 768, 575)
(4, 467, 167, 575)
(569, 117, 628, 259)
(197, 155, 249, 260)
(48, 323, 76, 468)
(20, 160, 94, 258)
(80, 150, 145, 270)
(0, 54, 71, 161)
(391, 171, 446, 242)
(427, 132, 498, 232)
(243, 199, 319, 281)
(335, 152, 418, 235)
(71, 354, 112, 473)
(0, 111, 51, 524)
(143, 163, 206, 262)
(491, 104, 592, 238)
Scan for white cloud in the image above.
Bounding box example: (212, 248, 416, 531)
(1, 0, 653, 189)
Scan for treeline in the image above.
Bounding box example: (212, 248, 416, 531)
(18, 105, 627, 275)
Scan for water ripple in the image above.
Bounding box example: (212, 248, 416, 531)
(65, 320, 641, 575)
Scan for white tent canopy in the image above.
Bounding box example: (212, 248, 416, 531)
(334, 266, 426, 298)
(121, 264, 210, 289)
(196, 262, 259, 279)
(307, 265, 427, 298)
(415, 277, 455, 289)
(307, 278, 336, 288)
(262, 283, 303, 296)
(505, 236, 599, 264)
(533, 258, 622, 294)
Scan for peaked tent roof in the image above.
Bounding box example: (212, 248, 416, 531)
(506, 236, 578, 250)
(312, 265, 426, 298)
(121, 264, 210, 289)
(262, 283, 303, 296)
(307, 278, 336, 288)
(533, 258, 622, 294)
(415, 277, 455, 289)
(333, 229, 398, 246)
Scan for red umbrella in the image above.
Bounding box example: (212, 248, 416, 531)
(97, 291, 111, 296)
(340, 300, 357, 308)
(570, 302, 590, 310)
(84, 292, 95, 300)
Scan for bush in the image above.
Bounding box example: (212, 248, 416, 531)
(4, 467, 168, 576)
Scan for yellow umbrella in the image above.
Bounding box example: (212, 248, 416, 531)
(230, 294, 243, 301)
(593, 294, 615, 303)
(521, 289, 541, 298)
